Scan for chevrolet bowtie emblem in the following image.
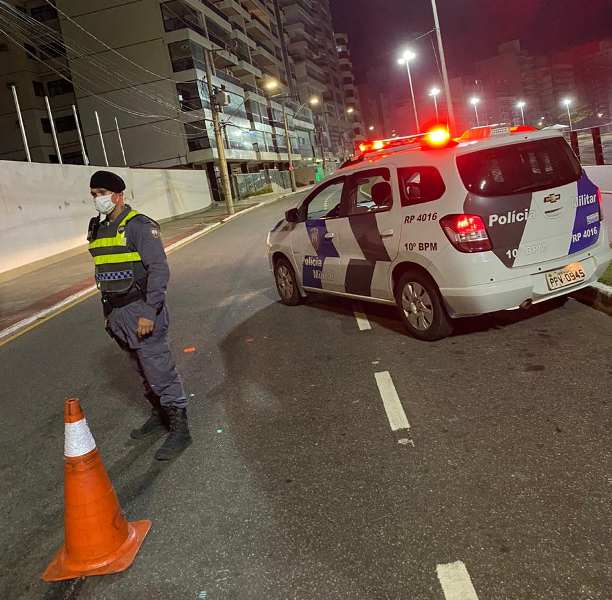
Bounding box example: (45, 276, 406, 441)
(544, 193, 561, 204)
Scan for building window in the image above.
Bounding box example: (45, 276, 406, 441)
(55, 115, 77, 133)
(40, 41, 66, 59)
(177, 82, 203, 111)
(160, 1, 204, 36)
(24, 43, 36, 59)
(41, 118, 52, 134)
(185, 120, 212, 152)
(31, 4, 57, 22)
(168, 41, 195, 72)
(62, 151, 85, 165)
(33, 81, 45, 97)
(47, 79, 74, 96)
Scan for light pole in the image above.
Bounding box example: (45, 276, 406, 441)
(429, 87, 441, 122)
(470, 97, 481, 127)
(266, 80, 319, 192)
(562, 98, 573, 130)
(517, 101, 526, 126)
(398, 50, 420, 133)
(430, 0, 456, 135)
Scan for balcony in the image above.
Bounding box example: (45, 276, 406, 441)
(211, 0, 249, 19)
(232, 60, 262, 78)
(246, 13, 275, 42)
(251, 43, 278, 66)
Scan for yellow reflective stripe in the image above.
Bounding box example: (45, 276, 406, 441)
(88, 211, 141, 250)
(93, 252, 142, 265)
(120, 210, 140, 226)
(89, 237, 125, 249)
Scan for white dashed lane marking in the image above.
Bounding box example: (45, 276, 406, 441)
(436, 561, 479, 600)
(353, 303, 371, 331)
(374, 371, 413, 446)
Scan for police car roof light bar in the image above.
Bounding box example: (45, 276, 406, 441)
(357, 128, 452, 157)
(460, 125, 537, 141)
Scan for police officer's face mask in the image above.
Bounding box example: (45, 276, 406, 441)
(94, 193, 116, 215)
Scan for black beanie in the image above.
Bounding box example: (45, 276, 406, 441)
(89, 170, 126, 193)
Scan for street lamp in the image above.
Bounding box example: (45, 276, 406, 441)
(517, 101, 526, 126)
(347, 107, 354, 114)
(368, 125, 375, 131)
(470, 97, 481, 127)
(398, 50, 420, 133)
(429, 87, 441, 122)
(265, 80, 320, 192)
(562, 98, 573, 130)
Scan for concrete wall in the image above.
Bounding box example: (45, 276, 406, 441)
(585, 166, 612, 223)
(0, 161, 212, 276)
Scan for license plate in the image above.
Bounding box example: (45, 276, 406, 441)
(545, 263, 587, 291)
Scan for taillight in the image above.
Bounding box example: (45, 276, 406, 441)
(440, 214, 492, 253)
(598, 188, 604, 222)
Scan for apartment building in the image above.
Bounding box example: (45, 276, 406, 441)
(335, 32, 365, 145)
(0, 0, 320, 198)
(280, 0, 352, 162)
(474, 40, 539, 125)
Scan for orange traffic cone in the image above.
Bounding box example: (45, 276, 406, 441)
(43, 398, 151, 581)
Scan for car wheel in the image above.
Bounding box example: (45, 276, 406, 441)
(395, 270, 453, 341)
(274, 257, 303, 306)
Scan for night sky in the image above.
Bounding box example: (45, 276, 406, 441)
(330, 0, 612, 85)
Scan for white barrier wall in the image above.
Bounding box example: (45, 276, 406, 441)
(0, 161, 212, 275)
(585, 166, 612, 224)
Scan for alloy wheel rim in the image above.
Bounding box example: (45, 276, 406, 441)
(276, 265, 294, 300)
(402, 282, 434, 331)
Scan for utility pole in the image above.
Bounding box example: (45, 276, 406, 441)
(316, 116, 326, 175)
(11, 85, 31, 162)
(430, 0, 456, 135)
(204, 48, 234, 214)
(280, 97, 297, 192)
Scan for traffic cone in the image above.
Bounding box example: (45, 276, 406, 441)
(43, 398, 151, 581)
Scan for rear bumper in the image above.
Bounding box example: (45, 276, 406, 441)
(440, 244, 612, 317)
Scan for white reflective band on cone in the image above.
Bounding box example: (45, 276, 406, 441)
(64, 419, 97, 457)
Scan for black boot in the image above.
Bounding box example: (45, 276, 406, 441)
(130, 409, 169, 439)
(154, 407, 193, 460)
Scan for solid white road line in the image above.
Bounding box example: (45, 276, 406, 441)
(436, 561, 479, 600)
(374, 371, 413, 445)
(353, 304, 371, 331)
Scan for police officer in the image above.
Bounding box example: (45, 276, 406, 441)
(87, 170, 192, 460)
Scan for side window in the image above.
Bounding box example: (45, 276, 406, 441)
(305, 179, 344, 220)
(345, 168, 392, 216)
(399, 166, 446, 206)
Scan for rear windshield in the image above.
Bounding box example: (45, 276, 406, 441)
(456, 137, 582, 197)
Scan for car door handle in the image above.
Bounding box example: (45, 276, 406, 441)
(381, 228, 394, 237)
(325, 232, 335, 240)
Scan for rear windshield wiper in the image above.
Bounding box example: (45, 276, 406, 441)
(511, 178, 556, 194)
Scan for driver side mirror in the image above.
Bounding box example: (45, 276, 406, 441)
(285, 208, 299, 223)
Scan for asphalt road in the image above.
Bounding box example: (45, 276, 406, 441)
(1, 192, 612, 600)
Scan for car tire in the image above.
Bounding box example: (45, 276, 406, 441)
(274, 257, 303, 306)
(395, 270, 453, 341)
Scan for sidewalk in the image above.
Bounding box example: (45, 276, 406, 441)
(0, 189, 302, 339)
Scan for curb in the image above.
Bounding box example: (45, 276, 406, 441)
(572, 281, 612, 317)
(0, 189, 303, 345)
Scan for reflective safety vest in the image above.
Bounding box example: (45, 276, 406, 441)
(88, 209, 148, 294)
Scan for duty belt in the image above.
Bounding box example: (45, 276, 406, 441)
(102, 288, 143, 309)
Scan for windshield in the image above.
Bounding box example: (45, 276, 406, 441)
(456, 137, 582, 197)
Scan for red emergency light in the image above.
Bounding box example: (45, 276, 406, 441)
(460, 125, 538, 141)
(356, 128, 453, 156)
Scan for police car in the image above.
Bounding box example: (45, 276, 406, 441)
(267, 125, 612, 341)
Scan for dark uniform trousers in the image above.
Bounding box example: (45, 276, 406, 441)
(107, 300, 188, 409)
